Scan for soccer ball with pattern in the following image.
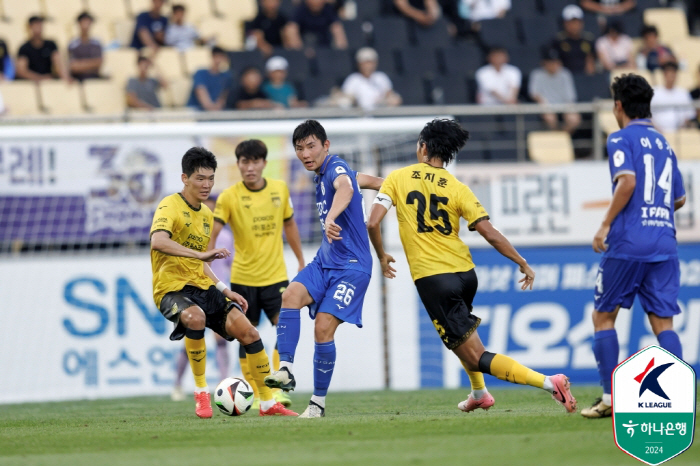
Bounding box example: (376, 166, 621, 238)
(214, 377, 254, 416)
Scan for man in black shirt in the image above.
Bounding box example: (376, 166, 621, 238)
(17, 16, 70, 81)
(248, 0, 291, 55)
(229, 67, 280, 110)
(551, 5, 596, 75)
(287, 0, 347, 49)
(0, 39, 9, 79)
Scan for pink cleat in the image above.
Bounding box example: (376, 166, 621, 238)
(458, 392, 495, 412)
(260, 401, 298, 416)
(194, 391, 213, 418)
(549, 374, 577, 413)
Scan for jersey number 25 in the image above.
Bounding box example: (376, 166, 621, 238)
(406, 191, 452, 235)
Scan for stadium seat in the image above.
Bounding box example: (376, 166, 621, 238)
(39, 81, 85, 115)
(574, 72, 612, 102)
(355, 0, 382, 20)
(128, 0, 152, 17)
(213, 0, 257, 21)
(541, 0, 574, 16)
(412, 18, 452, 49)
(44, 0, 85, 24)
(374, 48, 399, 77)
(151, 47, 185, 80)
(184, 46, 212, 75)
(511, 0, 541, 18)
(521, 16, 559, 48)
(428, 75, 470, 104)
(102, 48, 139, 86)
(392, 75, 428, 105)
(272, 49, 310, 82)
(179, 0, 214, 22)
(199, 17, 244, 51)
(398, 47, 440, 77)
(82, 79, 126, 114)
(672, 38, 700, 78)
(313, 48, 353, 81)
(372, 17, 410, 51)
(42, 21, 69, 52)
(442, 43, 483, 78)
(164, 76, 193, 108)
(85, 0, 130, 22)
(113, 18, 135, 47)
(507, 45, 540, 77)
(617, 11, 644, 39)
(665, 129, 700, 160)
(644, 8, 689, 41)
(1, 0, 43, 23)
(342, 20, 368, 50)
(0, 81, 40, 116)
(527, 131, 574, 163)
(597, 105, 620, 135)
(652, 68, 694, 90)
(479, 17, 520, 49)
(229, 49, 265, 74)
(301, 74, 338, 105)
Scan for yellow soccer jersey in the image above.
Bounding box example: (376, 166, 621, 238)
(213, 178, 294, 287)
(379, 163, 489, 281)
(150, 193, 214, 307)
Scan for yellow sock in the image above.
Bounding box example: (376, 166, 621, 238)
(461, 361, 486, 391)
(273, 348, 280, 371)
(245, 345, 274, 402)
(489, 353, 545, 388)
(239, 357, 260, 400)
(185, 336, 207, 388)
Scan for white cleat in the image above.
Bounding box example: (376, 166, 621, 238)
(170, 386, 185, 402)
(298, 401, 325, 418)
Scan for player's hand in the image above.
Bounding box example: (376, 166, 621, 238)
(198, 248, 231, 262)
(518, 263, 535, 290)
(325, 218, 343, 243)
(380, 254, 397, 279)
(224, 289, 248, 313)
(593, 224, 610, 253)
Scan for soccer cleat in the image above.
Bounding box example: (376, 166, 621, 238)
(298, 401, 325, 418)
(259, 401, 298, 416)
(170, 386, 185, 402)
(581, 397, 612, 418)
(251, 398, 261, 411)
(264, 367, 296, 391)
(458, 392, 495, 412)
(194, 391, 213, 418)
(274, 389, 293, 407)
(549, 374, 577, 413)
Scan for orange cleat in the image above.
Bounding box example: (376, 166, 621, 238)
(550, 374, 577, 413)
(458, 392, 495, 412)
(194, 391, 213, 418)
(260, 401, 298, 416)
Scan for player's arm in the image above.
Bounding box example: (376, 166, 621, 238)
(151, 230, 231, 262)
(474, 220, 535, 291)
(593, 173, 636, 253)
(356, 173, 383, 191)
(367, 199, 397, 279)
(325, 174, 354, 243)
(283, 217, 305, 272)
(209, 220, 224, 251)
(675, 196, 686, 211)
(203, 261, 248, 312)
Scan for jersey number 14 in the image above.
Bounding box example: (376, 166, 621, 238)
(642, 154, 673, 207)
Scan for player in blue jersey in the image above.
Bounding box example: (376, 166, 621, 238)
(264, 120, 383, 418)
(581, 74, 687, 418)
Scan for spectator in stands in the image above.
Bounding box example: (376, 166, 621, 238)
(595, 20, 634, 71)
(529, 47, 581, 133)
(691, 64, 700, 126)
(476, 46, 521, 105)
(461, 0, 511, 22)
(165, 4, 203, 51)
(126, 56, 165, 109)
(0, 38, 10, 80)
(637, 25, 675, 72)
(68, 12, 103, 81)
(341, 47, 402, 111)
(187, 46, 232, 111)
(248, 0, 293, 56)
(17, 16, 70, 81)
(393, 0, 441, 27)
(551, 5, 596, 75)
(651, 61, 696, 133)
(229, 67, 280, 110)
(287, 0, 348, 49)
(262, 56, 307, 108)
(131, 0, 168, 50)
(580, 0, 636, 16)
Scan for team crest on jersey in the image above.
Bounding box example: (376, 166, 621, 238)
(271, 196, 281, 208)
(203, 222, 210, 235)
(321, 182, 326, 196)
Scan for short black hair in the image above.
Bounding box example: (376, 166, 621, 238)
(606, 19, 624, 34)
(77, 11, 93, 22)
(28, 15, 44, 25)
(488, 45, 508, 55)
(660, 61, 679, 71)
(172, 4, 185, 12)
(240, 66, 262, 78)
(212, 46, 227, 56)
(641, 25, 658, 36)
(137, 55, 151, 64)
(418, 118, 470, 165)
(611, 74, 654, 120)
(235, 139, 268, 161)
(293, 119, 328, 146)
(182, 147, 217, 176)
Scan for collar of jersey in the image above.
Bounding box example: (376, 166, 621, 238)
(178, 192, 201, 211)
(628, 118, 653, 127)
(422, 162, 445, 170)
(242, 178, 267, 192)
(318, 154, 337, 176)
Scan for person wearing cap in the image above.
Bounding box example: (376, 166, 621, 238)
(17, 16, 70, 82)
(637, 25, 675, 72)
(651, 61, 696, 133)
(341, 47, 401, 111)
(596, 20, 634, 71)
(580, 0, 636, 16)
(262, 56, 306, 108)
(68, 12, 103, 81)
(187, 46, 233, 111)
(551, 5, 596, 75)
(529, 46, 581, 133)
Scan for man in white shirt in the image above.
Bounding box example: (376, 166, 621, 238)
(476, 46, 521, 105)
(165, 4, 202, 51)
(465, 0, 511, 22)
(652, 61, 696, 133)
(341, 47, 402, 111)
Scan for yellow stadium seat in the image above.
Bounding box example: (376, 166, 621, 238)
(102, 48, 139, 86)
(665, 129, 700, 160)
(43, 20, 69, 51)
(39, 80, 85, 115)
(610, 68, 656, 87)
(527, 131, 574, 164)
(85, 0, 129, 23)
(44, 0, 85, 25)
(183, 46, 211, 74)
(653, 68, 695, 91)
(673, 38, 700, 77)
(179, 0, 214, 23)
(198, 17, 243, 51)
(213, 0, 257, 21)
(164, 76, 192, 107)
(113, 18, 136, 47)
(83, 79, 126, 114)
(1, 0, 43, 23)
(643, 8, 689, 42)
(128, 0, 152, 17)
(598, 110, 621, 136)
(0, 81, 40, 116)
(150, 46, 185, 80)
(2, 20, 29, 55)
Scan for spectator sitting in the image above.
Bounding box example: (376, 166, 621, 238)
(595, 20, 634, 71)
(393, 0, 441, 27)
(126, 56, 165, 109)
(0, 38, 10, 80)
(341, 47, 402, 111)
(131, 0, 168, 50)
(476, 46, 521, 105)
(690, 64, 700, 126)
(262, 56, 307, 108)
(186, 46, 232, 111)
(287, 0, 348, 50)
(68, 12, 103, 81)
(462, 0, 511, 22)
(651, 61, 696, 133)
(229, 67, 280, 110)
(580, 0, 635, 16)
(17, 16, 70, 81)
(165, 4, 203, 51)
(637, 25, 675, 72)
(551, 5, 596, 75)
(529, 47, 580, 133)
(248, 0, 292, 56)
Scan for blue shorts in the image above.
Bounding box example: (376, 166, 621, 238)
(292, 258, 371, 327)
(594, 257, 681, 317)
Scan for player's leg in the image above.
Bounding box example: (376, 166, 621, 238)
(230, 283, 261, 401)
(639, 259, 683, 359)
(171, 346, 188, 401)
(214, 333, 229, 380)
(299, 312, 341, 418)
(261, 281, 292, 407)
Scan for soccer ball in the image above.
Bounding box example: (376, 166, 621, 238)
(214, 377, 255, 416)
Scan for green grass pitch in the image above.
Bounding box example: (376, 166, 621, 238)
(1, 386, 697, 466)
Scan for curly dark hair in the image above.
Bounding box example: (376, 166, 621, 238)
(292, 119, 328, 146)
(181, 147, 217, 176)
(611, 74, 654, 120)
(418, 119, 470, 165)
(235, 139, 267, 161)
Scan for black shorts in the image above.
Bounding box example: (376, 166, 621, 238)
(230, 280, 288, 326)
(159, 285, 241, 341)
(414, 270, 481, 350)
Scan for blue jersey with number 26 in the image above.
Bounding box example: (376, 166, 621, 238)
(605, 119, 685, 262)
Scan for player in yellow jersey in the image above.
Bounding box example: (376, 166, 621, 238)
(367, 119, 577, 414)
(150, 147, 297, 418)
(210, 139, 304, 409)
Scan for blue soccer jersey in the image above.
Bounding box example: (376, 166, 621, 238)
(605, 119, 685, 262)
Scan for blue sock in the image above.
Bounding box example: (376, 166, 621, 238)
(657, 330, 683, 359)
(593, 329, 619, 395)
(313, 341, 336, 397)
(277, 308, 300, 363)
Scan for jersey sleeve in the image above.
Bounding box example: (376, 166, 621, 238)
(673, 159, 686, 202)
(460, 185, 490, 231)
(283, 182, 294, 220)
(150, 199, 178, 237)
(327, 159, 354, 188)
(607, 134, 636, 182)
(377, 171, 398, 206)
(213, 190, 231, 225)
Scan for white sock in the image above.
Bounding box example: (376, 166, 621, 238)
(310, 395, 326, 408)
(194, 386, 209, 394)
(260, 399, 276, 411)
(471, 388, 488, 400)
(602, 393, 612, 405)
(280, 361, 293, 373)
(542, 376, 554, 393)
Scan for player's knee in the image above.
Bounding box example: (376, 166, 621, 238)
(182, 307, 206, 330)
(282, 286, 301, 308)
(314, 319, 335, 342)
(592, 310, 615, 331)
(237, 325, 260, 346)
